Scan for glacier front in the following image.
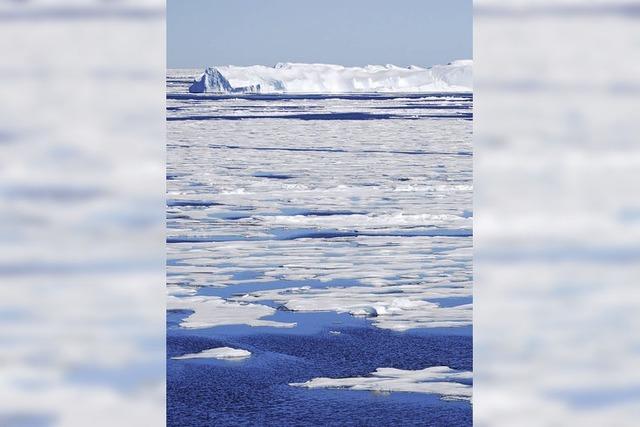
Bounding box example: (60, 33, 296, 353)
(189, 67, 261, 94)
(187, 60, 472, 94)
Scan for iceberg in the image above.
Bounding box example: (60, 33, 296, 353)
(188, 60, 472, 93)
(189, 67, 261, 93)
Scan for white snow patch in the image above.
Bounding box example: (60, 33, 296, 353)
(290, 366, 472, 401)
(173, 347, 251, 360)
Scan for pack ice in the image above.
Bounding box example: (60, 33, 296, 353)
(188, 60, 472, 93)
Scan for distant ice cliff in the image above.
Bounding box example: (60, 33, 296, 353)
(189, 67, 261, 94)
(188, 60, 472, 93)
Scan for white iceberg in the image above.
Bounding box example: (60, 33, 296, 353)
(172, 347, 251, 360)
(188, 60, 472, 93)
(189, 67, 261, 94)
(290, 366, 472, 401)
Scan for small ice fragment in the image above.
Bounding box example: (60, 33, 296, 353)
(172, 347, 251, 360)
(350, 306, 378, 317)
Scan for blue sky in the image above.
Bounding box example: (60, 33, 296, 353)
(167, 0, 472, 68)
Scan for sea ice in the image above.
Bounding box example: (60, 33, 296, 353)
(166, 93, 472, 333)
(167, 295, 296, 329)
(239, 284, 471, 331)
(172, 347, 251, 360)
(167, 285, 198, 296)
(290, 366, 472, 401)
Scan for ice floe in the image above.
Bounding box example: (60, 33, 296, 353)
(173, 347, 251, 360)
(167, 285, 198, 296)
(167, 295, 296, 329)
(290, 366, 472, 401)
(239, 284, 471, 331)
(187, 60, 472, 93)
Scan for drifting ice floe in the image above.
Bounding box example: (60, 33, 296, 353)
(173, 347, 251, 360)
(239, 284, 471, 331)
(188, 60, 472, 93)
(167, 295, 296, 329)
(290, 366, 472, 401)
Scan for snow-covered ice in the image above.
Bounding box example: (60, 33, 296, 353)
(186, 60, 472, 93)
(290, 366, 472, 401)
(166, 88, 472, 332)
(238, 284, 471, 331)
(173, 347, 251, 360)
(167, 295, 296, 329)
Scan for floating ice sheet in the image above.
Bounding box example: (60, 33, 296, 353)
(290, 366, 472, 401)
(240, 283, 471, 331)
(172, 347, 251, 360)
(167, 295, 296, 329)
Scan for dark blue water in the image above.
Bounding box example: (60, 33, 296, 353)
(167, 227, 472, 244)
(167, 112, 472, 121)
(167, 92, 473, 101)
(207, 143, 472, 157)
(167, 308, 472, 426)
